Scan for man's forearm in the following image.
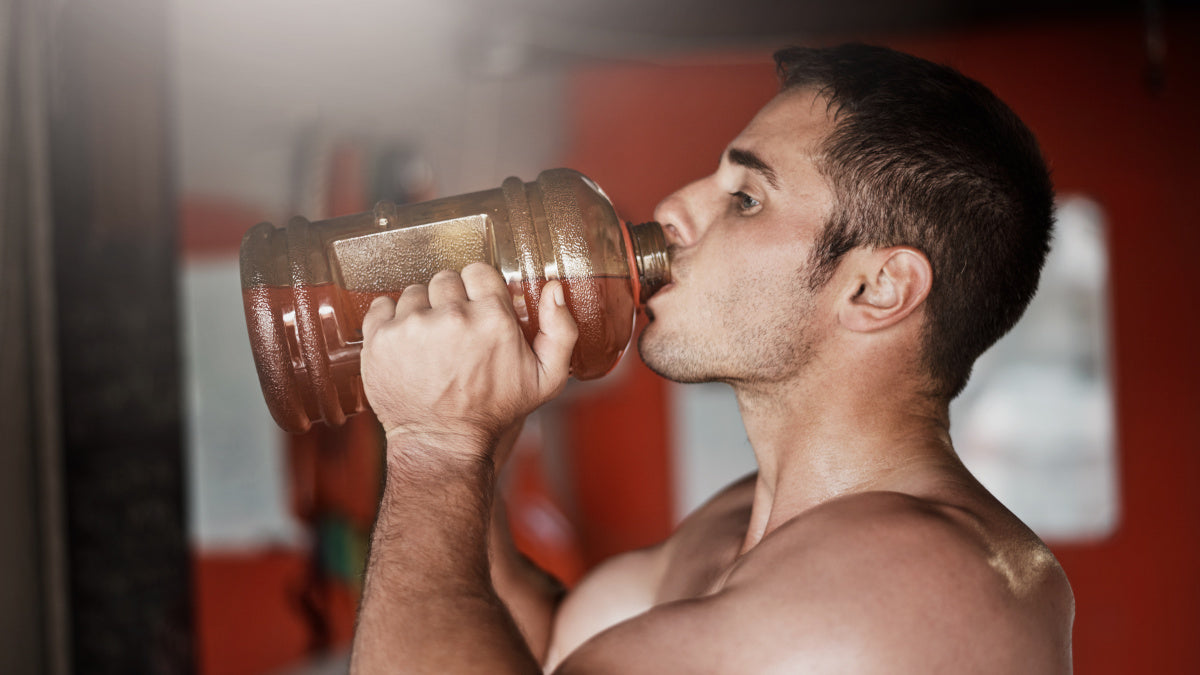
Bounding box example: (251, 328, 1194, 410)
(350, 444, 542, 675)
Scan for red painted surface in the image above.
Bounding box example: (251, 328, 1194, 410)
(178, 198, 266, 259)
(192, 551, 311, 675)
(560, 14, 1200, 673)
(507, 436, 588, 585)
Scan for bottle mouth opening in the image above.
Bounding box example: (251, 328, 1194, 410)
(627, 221, 671, 304)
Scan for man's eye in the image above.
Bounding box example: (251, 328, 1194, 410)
(731, 191, 761, 212)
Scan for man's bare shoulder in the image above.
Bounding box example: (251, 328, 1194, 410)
(725, 491, 1073, 671)
(753, 492, 1070, 608)
(554, 489, 1073, 674)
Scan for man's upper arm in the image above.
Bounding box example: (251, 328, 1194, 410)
(552, 583, 840, 675)
(545, 473, 757, 670)
(543, 546, 663, 671)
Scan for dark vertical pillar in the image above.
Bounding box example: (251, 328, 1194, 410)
(48, 0, 194, 672)
(1, 0, 56, 670)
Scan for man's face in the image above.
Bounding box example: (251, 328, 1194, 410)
(638, 89, 839, 386)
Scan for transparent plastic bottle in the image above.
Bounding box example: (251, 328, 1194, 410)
(240, 168, 670, 433)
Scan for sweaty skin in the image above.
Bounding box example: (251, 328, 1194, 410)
(349, 88, 1075, 674)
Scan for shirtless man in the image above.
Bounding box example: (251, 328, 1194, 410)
(349, 44, 1075, 674)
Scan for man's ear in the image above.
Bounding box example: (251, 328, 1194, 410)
(837, 246, 932, 333)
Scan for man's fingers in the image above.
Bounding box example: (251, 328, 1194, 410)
(362, 295, 396, 341)
(532, 280, 578, 398)
(428, 269, 469, 307)
(461, 262, 511, 304)
(395, 282, 430, 319)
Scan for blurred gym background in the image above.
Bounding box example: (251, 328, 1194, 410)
(1, 0, 1197, 673)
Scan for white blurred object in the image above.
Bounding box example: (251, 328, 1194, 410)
(670, 382, 754, 520)
(181, 257, 304, 550)
(951, 195, 1118, 542)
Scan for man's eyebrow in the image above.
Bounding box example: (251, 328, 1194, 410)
(726, 148, 780, 190)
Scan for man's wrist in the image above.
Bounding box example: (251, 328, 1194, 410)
(382, 425, 497, 484)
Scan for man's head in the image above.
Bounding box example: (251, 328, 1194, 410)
(639, 44, 1054, 401)
(776, 44, 1055, 399)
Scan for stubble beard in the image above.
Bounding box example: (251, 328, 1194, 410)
(636, 282, 819, 386)
(637, 320, 713, 384)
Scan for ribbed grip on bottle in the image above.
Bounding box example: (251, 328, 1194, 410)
(627, 221, 671, 304)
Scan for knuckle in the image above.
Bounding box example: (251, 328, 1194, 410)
(479, 294, 511, 314)
(462, 263, 502, 288)
(488, 307, 521, 333)
(440, 302, 468, 322)
(462, 261, 493, 277)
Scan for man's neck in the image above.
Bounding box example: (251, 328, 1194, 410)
(732, 369, 958, 554)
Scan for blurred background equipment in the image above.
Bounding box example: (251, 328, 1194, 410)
(2, 0, 1197, 673)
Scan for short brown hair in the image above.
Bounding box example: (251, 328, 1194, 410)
(776, 44, 1055, 399)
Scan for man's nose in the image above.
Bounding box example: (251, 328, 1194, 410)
(652, 182, 702, 247)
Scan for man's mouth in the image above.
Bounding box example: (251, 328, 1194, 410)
(645, 279, 674, 302)
(642, 280, 673, 321)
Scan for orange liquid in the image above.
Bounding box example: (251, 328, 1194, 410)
(243, 275, 636, 431)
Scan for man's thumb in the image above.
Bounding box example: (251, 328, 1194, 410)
(532, 280, 578, 396)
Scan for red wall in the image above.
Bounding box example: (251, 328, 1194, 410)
(559, 14, 1200, 674)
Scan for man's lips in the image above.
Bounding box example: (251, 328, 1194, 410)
(642, 280, 675, 320)
(646, 280, 675, 304)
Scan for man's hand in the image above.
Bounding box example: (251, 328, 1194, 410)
(360, 263, 578, 462)
(351, 264, 577, 675)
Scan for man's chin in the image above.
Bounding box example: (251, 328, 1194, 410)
(636, 328, 713, 385)
(636, 327, 674, 381)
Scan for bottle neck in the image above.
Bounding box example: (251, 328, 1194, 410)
(627, 221, 670, 305)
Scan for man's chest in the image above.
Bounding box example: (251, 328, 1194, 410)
(655, 502, 752, 603)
